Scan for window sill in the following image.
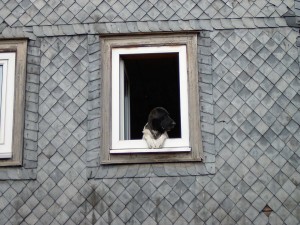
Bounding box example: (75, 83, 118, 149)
(110, 147, 191, 154)
(0, 153, 12, 158)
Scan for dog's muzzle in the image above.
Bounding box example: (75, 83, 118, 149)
(164, 120, 176, 131)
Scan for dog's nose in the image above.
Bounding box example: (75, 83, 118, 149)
(172, 121, 176, 126)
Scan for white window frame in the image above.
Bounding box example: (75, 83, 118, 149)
(0, 53, 16, 158)
(111, 46, 190, 153)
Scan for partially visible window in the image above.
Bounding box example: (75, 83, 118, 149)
(0, 53, 16, 158)
(101, 33, 203, 164)
(0, 40, 27, 166)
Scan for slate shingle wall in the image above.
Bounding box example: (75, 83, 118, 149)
(0, 0, 300, 225)
(0, 28, 299, 224)
(0, 0, 294, 26)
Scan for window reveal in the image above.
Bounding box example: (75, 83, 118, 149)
(100, 34, 203, 164)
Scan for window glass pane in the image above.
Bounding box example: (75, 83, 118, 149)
(0, 65, 2, 116)
(122, 53, 181, 140)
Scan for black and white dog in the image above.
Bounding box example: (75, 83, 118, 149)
(142, 107, 176, 148)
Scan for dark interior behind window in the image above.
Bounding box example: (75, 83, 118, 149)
(122, 53, 181, 139)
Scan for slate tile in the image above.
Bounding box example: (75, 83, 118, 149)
(24, 213, 39, 225)
(285, 214, 299, 225)
(282, 180, 296, 195)
(213, 207, 227, 222)
(134, 207, 148, 222)
(178, 208, 194, 223)
(118, 208, 132, 223)
(228, 173, 241, 189)
(195, 207, 210, 223)
(2, 204, 16, 220)
(212, 189, 226, 204)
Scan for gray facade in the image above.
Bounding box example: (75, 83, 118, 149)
(0, 0, 299, 224)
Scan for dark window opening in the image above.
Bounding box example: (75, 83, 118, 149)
(121, 53, 181, 140)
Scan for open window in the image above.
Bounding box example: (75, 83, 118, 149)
(0, 40, 27, 166)
(112, 45, 190, 153)
(101, 33, 203, 164)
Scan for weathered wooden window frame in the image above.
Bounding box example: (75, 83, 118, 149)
(101, 33, 203, 164)
(0, 40, 27, 166)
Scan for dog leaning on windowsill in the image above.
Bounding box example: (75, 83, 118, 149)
(142, 107, 176, 149)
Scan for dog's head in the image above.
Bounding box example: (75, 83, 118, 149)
(147, 107, 176, 134)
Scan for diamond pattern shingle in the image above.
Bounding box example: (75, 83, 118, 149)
(0, 0, 294, 27)
(212, 27, 300, 224)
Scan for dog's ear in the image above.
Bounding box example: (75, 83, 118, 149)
(161, 115, 176, 131)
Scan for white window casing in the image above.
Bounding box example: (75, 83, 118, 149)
(111, 46, 190, 153)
